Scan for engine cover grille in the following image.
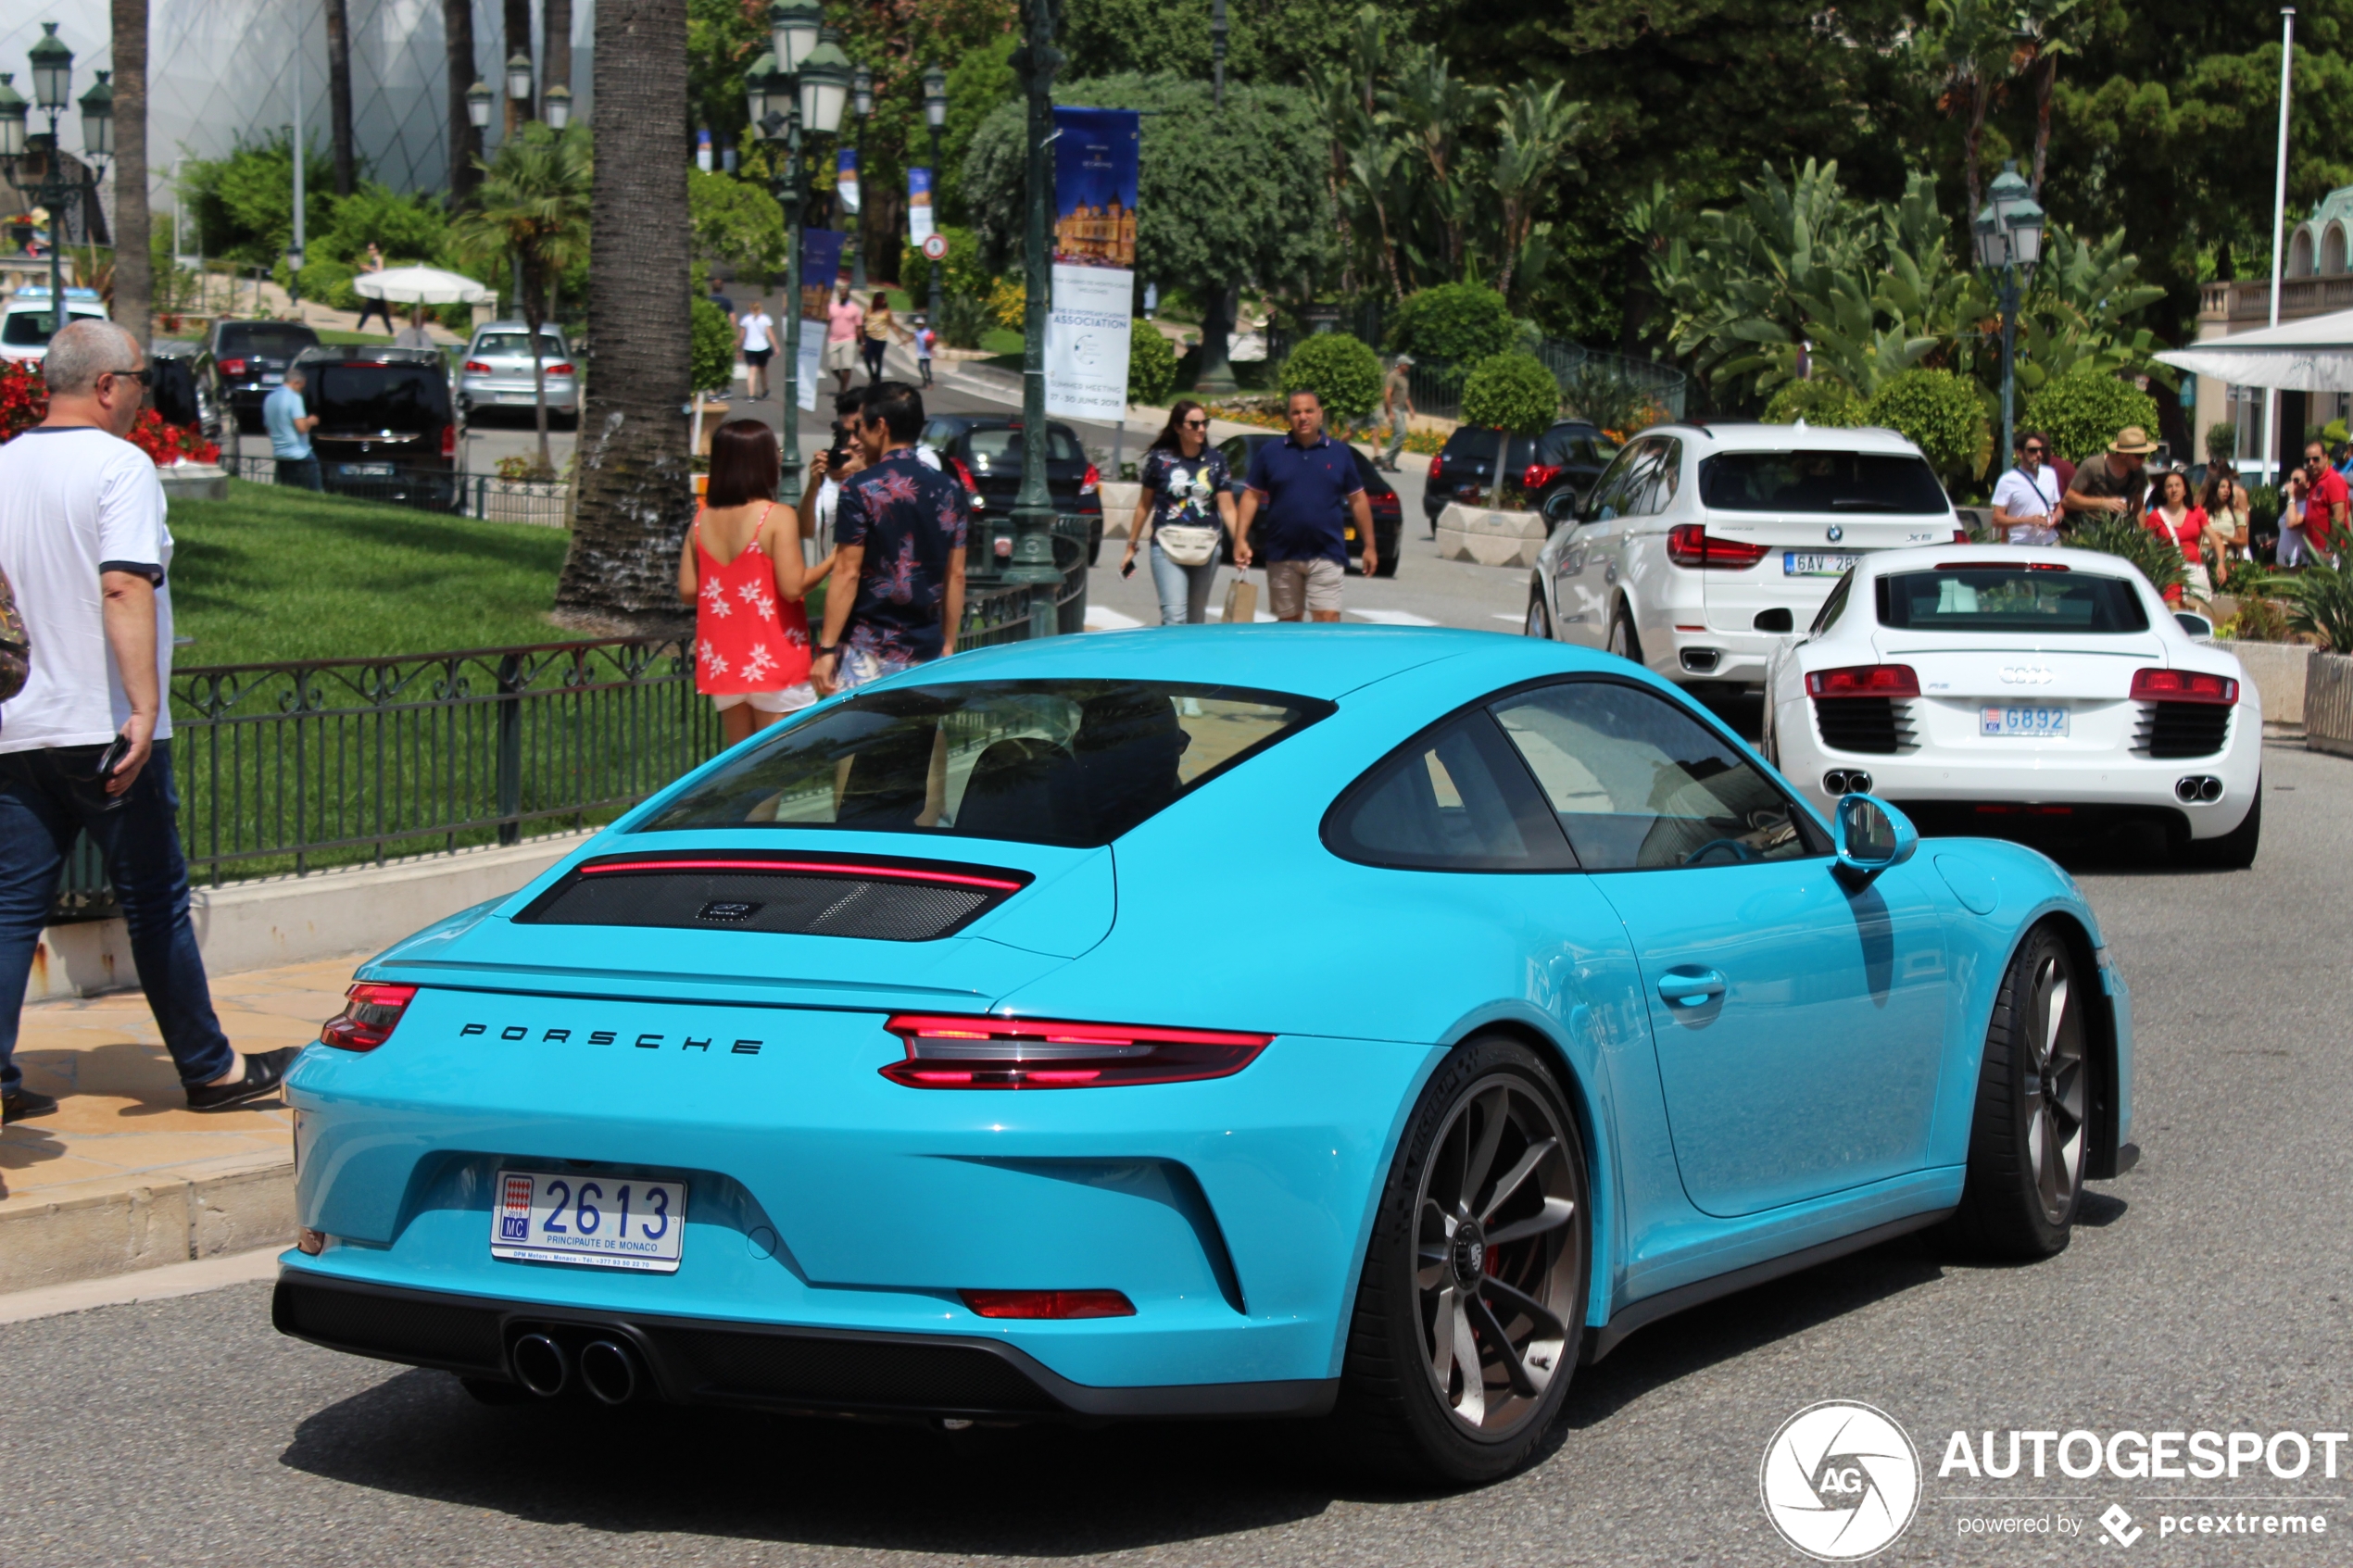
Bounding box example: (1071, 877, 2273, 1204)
(2134, 700, 2232, 759)
(513, 851, 1032, 942)
(1811, 696, 1914, 756)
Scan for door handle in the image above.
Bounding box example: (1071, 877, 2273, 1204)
(1656, 969, 1726, 1007)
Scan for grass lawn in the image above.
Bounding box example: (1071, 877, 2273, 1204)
(170, 480, 571, 666)
(980, 327, 1025, 356)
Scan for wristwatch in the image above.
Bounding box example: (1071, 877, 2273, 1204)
(814, 644, 838, 659)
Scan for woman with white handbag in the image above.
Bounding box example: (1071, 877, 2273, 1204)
(1120, 400, 1239, 625)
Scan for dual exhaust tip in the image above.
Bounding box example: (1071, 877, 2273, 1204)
(2175, 775, 2225, 804)
(511, 1332, 639, 1405)
(1822, 769, 1874, 796)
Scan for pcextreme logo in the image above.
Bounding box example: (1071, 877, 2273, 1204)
(1761, 1401, 1924, 1561)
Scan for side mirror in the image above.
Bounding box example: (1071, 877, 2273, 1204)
(2173, 610, 2215, 640)
(1834, 793, 1919, 884)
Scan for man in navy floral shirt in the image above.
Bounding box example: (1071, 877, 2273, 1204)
(812, 382, 969, 694)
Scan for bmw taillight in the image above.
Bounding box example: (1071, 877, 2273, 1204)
(1952, 529, 1971, 544)
(1080, 462, 1100, 495)
(440, 422, 458, 458)
(1666, 524, 1771, 569)
(463, 359, 492, 373)
(220, 357, 248, 377)
(321, 982, 417, 1051)
(1522, 462, 1561, 491)
(1806, 663, 1922, 698)
(2132, 668, 2237, 704)
(880, 1015, 1271, 1089)
(962, 1289, 1136, 1319)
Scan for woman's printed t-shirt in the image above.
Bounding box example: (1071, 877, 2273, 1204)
(1140, 447, 1231, 534)
(836, 450, 971, 664)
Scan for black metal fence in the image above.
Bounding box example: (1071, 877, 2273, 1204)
(1262, 329, 1689, 429)
(220, 454, 571, 526)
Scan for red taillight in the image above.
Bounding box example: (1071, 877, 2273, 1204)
(321, 982, 417, 1051)
(880, 1014, 1271, 1089)
(441, 422, 458, 458)
(1080, 462, 1100, 495)
(220, 357, 247, 377)
(463, 359, 492, 373)
(1522, 462, 1560, 491)
(1666, 524, 1771, 569)
(1807, 663, 1921, 698)
(545, 362, 573, 377)
(2131, 668, 2238, 705)
(950, 456, 979, 494)
(1952, 529, 1971, 544)
(1428, 454, 1444, 483)
(961, 1289, 1136, 1320)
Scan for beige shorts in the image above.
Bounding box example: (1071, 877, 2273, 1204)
(1266, 558, 1345, 619)
(710, 683, 815, 714)
(823, 338, 862, 371)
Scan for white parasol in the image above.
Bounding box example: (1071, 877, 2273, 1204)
(353, 266, 494, 305)
(2153, 307, 2353, 395)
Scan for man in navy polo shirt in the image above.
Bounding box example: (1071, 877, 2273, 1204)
(1235, 387, 1376, 621)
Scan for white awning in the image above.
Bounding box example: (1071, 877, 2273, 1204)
(2155, 307, 2353, 391)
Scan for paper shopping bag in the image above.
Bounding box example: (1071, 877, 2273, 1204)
(1222, 571, 1257, 626)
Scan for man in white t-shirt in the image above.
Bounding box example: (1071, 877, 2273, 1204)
(1991, 430, 2062, 542)
(0, 320, 296, 1123)
(736, 298, 776, 402)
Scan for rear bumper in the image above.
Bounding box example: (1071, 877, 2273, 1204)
(459, 375, 580, 409)
(273, 1268, 1338, 1421)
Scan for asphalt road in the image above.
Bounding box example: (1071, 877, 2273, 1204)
(3, 734, 2347, 1567)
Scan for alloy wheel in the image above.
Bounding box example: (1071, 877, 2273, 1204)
(2024, 951, 2087, 1224)
(1526, 596, 1550, 639)
(1413, 1075, 1582, 1437)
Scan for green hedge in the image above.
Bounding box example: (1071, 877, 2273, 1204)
(1461, 352, 1561, 435)
(1279, 332, 1384, 421)
(2021, 370, 2162, 465)
(1866, 370, 1989, 483)
(1763, 379, 1867, 428)
(1128, 321, 1178, 408)
(1384, 282, 1516, 367)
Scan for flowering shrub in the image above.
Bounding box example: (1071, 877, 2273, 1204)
(0, 359, 220, 464)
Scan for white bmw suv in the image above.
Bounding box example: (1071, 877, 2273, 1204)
(1523, 421, 1966, 685)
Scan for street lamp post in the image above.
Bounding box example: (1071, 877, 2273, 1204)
(848, 63, 871, 292)
(922, 64, 947, 341)
(749, 0, 847, 500)
(1005, 0, 1064, 635)
(1972, 160, 2045, 471)
(0, 26, 112, 339)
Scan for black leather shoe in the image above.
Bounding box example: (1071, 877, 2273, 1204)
(186, 1047, 300, 1113)
(2, 1087, 58, 1123)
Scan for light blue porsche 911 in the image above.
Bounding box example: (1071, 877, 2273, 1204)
(274, 626, 2133, 1485)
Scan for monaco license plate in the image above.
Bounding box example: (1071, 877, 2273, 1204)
(490, 1168, 686, 1273)
(1982, 704, 2070, 738)
(339, 462, 396, 477)
(1783, 550, 1862, 577)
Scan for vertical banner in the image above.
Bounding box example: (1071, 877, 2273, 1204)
(796, 228, 848, 412)
(1045, 107, 1139, 420)
(837, 147, 861, 214)
(907, 168, 935, 245)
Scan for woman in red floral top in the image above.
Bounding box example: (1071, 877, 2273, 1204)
(675, 420, 832, 744)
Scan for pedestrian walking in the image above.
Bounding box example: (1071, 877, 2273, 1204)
(2061, 425, 2157, 532)
(862, 292, 912, 384)
(1119, 399, 1236, 625)
(2143, 469, 2208, 602)
(2301, 440, 2348, 563)
(1379, 354, 1416, 472)
(676, 420, 826, 745)
(913, 314, 936, 388)
(1234, 387, 1377, 621)
(824, 282, 864, 395)
(0, 321, 296, 1122)
(262, 367, 321, 490)
(810, 381, 968, 695)
(2196, 468, 2249, 589)
(736, 296, 776, 401)
(352, 243, 395, 332)
(1990, 430, 2060, 543)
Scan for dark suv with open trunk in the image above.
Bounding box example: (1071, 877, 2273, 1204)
(290, 346, 460, 510)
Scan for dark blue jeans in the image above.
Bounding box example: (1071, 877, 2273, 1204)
(0, 742, 234, 1094)
(275, 457, 322, 490)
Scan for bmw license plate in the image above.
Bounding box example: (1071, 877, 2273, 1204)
(490, 1168, 686, 1273)
(339, 462, 396, 477)
(1783, 550, 1861, 577)
(1981, 704, 2070, 738)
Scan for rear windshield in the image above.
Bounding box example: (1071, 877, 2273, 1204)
(311, 365, 450, 429)
(1442, 428, 1538, 465)
(218, 325, 320, 359)
(473, 332, 564, 358)
(966, 427, 1086, 467)
(641, 680, 1332, 847)
(1698, 452, 1948, 514)
(1877, 569, 2151, 633)
(2, 307, 104, 346)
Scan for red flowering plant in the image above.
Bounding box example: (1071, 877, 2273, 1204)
(0, 358, 220, 464)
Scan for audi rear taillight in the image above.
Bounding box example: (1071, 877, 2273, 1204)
(321, 983, 417, 1051)
(1666, 524, 1771, 569)
(962, 1289, 1136, 1319)
(880, 1015, 1271, 1089)
(1522, 462, 1560, 491)
(463, 359, 492, 373)
(1080, 462, 1100, 495)
(220, 357, 248, 377)
(440, 423, 458, 458)
(2132, 668, 2237, 704)
(1807, 663, 1921, 698)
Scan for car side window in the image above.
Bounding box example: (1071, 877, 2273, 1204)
(1579, 441, 1649, 524)
(1626, 439, 1685, 517)
(1489, 681, 1829, 871)
(1810, 571, 1855, 635)
(1325, 712, 1575, 872)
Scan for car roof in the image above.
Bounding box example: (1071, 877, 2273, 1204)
(1646, 421, 1928, 456)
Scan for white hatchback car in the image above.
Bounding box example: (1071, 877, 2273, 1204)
(1525, 421, 1968, 685)
(1, 285, 108, 364)
(1764, 544, 2261, 866)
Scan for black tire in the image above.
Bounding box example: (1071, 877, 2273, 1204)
(1525, 585, 1553, 640)
(2181, 778, 2260, 869)
(1939, 922, 2090, 1261)
(1606, 603, 1643, 670)
(1330, 1034, 1590, 1486)
(1374, 533, 1399, 578)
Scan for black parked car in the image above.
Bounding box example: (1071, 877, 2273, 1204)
(1423, 420, 1617, 528)
(1214, 433, 1403, 576)
(927, 416, 1107, 567)
(196, 320, 323, 435)
(290, 346, 461, 510)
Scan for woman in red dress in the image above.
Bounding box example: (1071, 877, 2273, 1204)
(675, 420, 831, 745)
(2141, 468, 2208, 604)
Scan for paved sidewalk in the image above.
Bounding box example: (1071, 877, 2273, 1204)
(0, 955, 362, 1293)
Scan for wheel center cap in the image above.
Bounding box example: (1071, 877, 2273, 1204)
(1453, 1220, 1487, 1285)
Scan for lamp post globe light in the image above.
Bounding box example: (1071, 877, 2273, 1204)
(772, 0, 821, 74)
(6, 24, 112, 338)
(921, 63, 947, 352)
(506, 51, 535, 105)
(1973, 160, 2046, 473)
(466, 80, 493, 130)
(542, 84, 571, 132)
(0, 77, 28, 161)
(849, 62, 871, 290)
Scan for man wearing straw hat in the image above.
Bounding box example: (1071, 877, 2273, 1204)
(2060, 425, 2158, 534)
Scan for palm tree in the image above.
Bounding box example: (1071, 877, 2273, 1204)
(1491, 82, 1584, 301)
(110, 0, 149, 350)
(449, 121, 591, 473)
(443, 0, 480, 207)
(554, 0, 692, 628)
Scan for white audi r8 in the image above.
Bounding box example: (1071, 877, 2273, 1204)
(1764, 545, 2261, 866)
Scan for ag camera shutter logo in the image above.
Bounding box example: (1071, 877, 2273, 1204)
(1761, 1401, 1922, 1561)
